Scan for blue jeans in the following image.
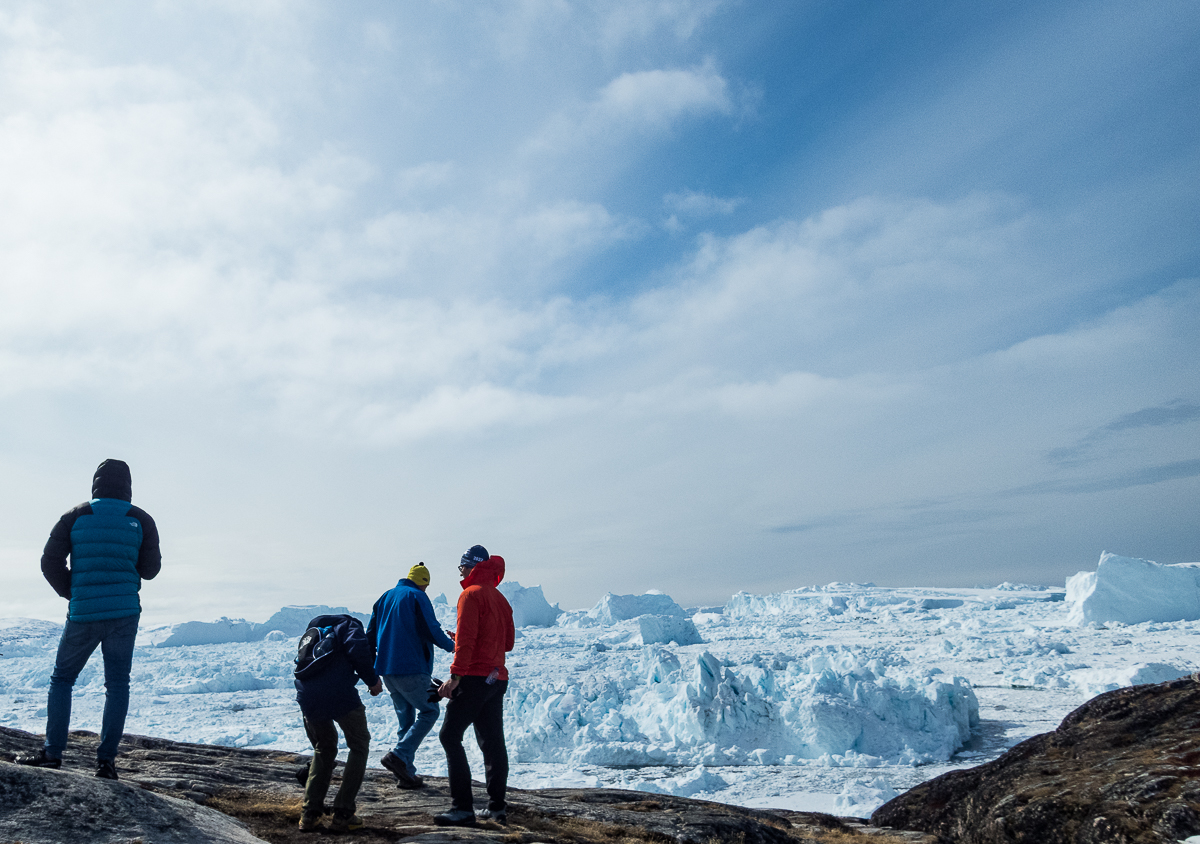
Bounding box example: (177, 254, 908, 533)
(382, 673, 440, 775)
(45, 614, 139, 762)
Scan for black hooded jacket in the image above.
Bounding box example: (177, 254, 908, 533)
(294, 614, 380, 721)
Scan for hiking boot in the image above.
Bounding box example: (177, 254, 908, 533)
(14, 749, 62, 769)
(329, 810, 364, 832)
(298, 811, 324, 832)
(477, 807, 507, 824)
(380, 751, 424, 789)
(95, 759, 119, 780)
(434, 808, 477, 827)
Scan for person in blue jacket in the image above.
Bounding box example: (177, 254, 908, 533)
(16, 459, 161, 781)
(366, 562, 456, 788)
(294, 613, 383, 833)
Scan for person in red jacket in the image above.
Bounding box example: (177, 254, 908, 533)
(434, 545, 515, 827)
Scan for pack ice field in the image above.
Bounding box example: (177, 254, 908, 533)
(1, 552, 1196, 817)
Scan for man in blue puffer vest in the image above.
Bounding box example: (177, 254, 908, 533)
(366, 562, 456, 788)
(16, 459, 161, 780)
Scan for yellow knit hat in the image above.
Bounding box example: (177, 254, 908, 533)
(407, 563, 431, 587)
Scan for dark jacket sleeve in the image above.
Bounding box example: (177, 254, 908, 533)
(341, 618, 380, 688)
(40, 512, 75, 600)
(129, 506, 161, 580)
(416, 592, 456, 652)
(365, 597, 381, 663)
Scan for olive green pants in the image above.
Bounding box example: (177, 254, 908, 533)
(302, 704, 371, 816)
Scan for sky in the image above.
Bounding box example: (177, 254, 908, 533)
(1, 1, 1198, 626)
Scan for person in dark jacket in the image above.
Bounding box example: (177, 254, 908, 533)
(434, 546, 516, 828)
(295, 613, 383, 833)
(16, 459, 161, 781)
(366, 562, 455, 789)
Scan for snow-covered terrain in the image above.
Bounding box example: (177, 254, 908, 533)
(2, 552, 1197, 818)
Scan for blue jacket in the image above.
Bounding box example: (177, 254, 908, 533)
(367, 579, 455, 676)
(41, 460, 162, 623)
(294, 614, 380, 721)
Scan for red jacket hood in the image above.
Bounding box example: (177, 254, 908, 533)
(462, 555, 504, 589)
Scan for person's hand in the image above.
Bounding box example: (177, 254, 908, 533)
(446, 630, 455, 642)
(439, 676, 460, 699)
(369, 679, 384, 697)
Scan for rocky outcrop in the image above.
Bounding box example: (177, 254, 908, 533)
(0, 760, 266, 844)
(0, 726, 929, 843)
(872, 676, 1200, 843)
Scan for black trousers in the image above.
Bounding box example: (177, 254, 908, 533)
(439, 675, 509, 812)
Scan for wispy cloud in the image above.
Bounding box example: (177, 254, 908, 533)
(664, 189, 743, 217)
(1006, 458, 1200, 498)
(1048, 401, 1200, 466)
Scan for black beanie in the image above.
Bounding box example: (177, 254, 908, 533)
(461, 545, 489, 566)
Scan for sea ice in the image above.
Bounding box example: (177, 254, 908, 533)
(1067, 663, 1190, 698)
(630, 764, 729, 797)
(3, 567, 1199, 817)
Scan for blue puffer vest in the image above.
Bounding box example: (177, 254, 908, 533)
(68, 498, 144, 622)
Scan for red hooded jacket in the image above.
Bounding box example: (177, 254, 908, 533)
(450, 555, 515, 679)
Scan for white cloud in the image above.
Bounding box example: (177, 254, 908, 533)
(525, 63, 732, 160)
(312, 199, 635, 296)
(664, 188, 744, 217)
(348, 383, 592, 444)
(1, 4, 1196, 618)
(0, 14, 637, 407)
(472, 0, 723, 62)
(595, 65, 730, 128)
(596, 0, 725, 48)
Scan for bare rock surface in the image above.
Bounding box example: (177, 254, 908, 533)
(1, 726, 930, 843)
(0, 758, 266, 844)
(872, 676, 1200, 844)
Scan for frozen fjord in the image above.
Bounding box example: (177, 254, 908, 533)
(2, 556, 1198, 817)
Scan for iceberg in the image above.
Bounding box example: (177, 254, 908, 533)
(637, 614, 704, 646)
(1066, 552, 1200, 626)
(498, 581, 563, 628)
(586, 592, 689, 625)
(147, 606, 368, 647)
(504, 647, 978, 767)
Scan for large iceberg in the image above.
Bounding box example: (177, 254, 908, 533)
(505, 647, 978, 767)
(725, 585, 984, 619)
(1067, 552, 1200, 626)
(637, 614, 704, 646)
(586, 591, 689, 625)
(727, 588, 850, 618)
(498, 581, 563, 628)
(145, 605, 369, 647)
